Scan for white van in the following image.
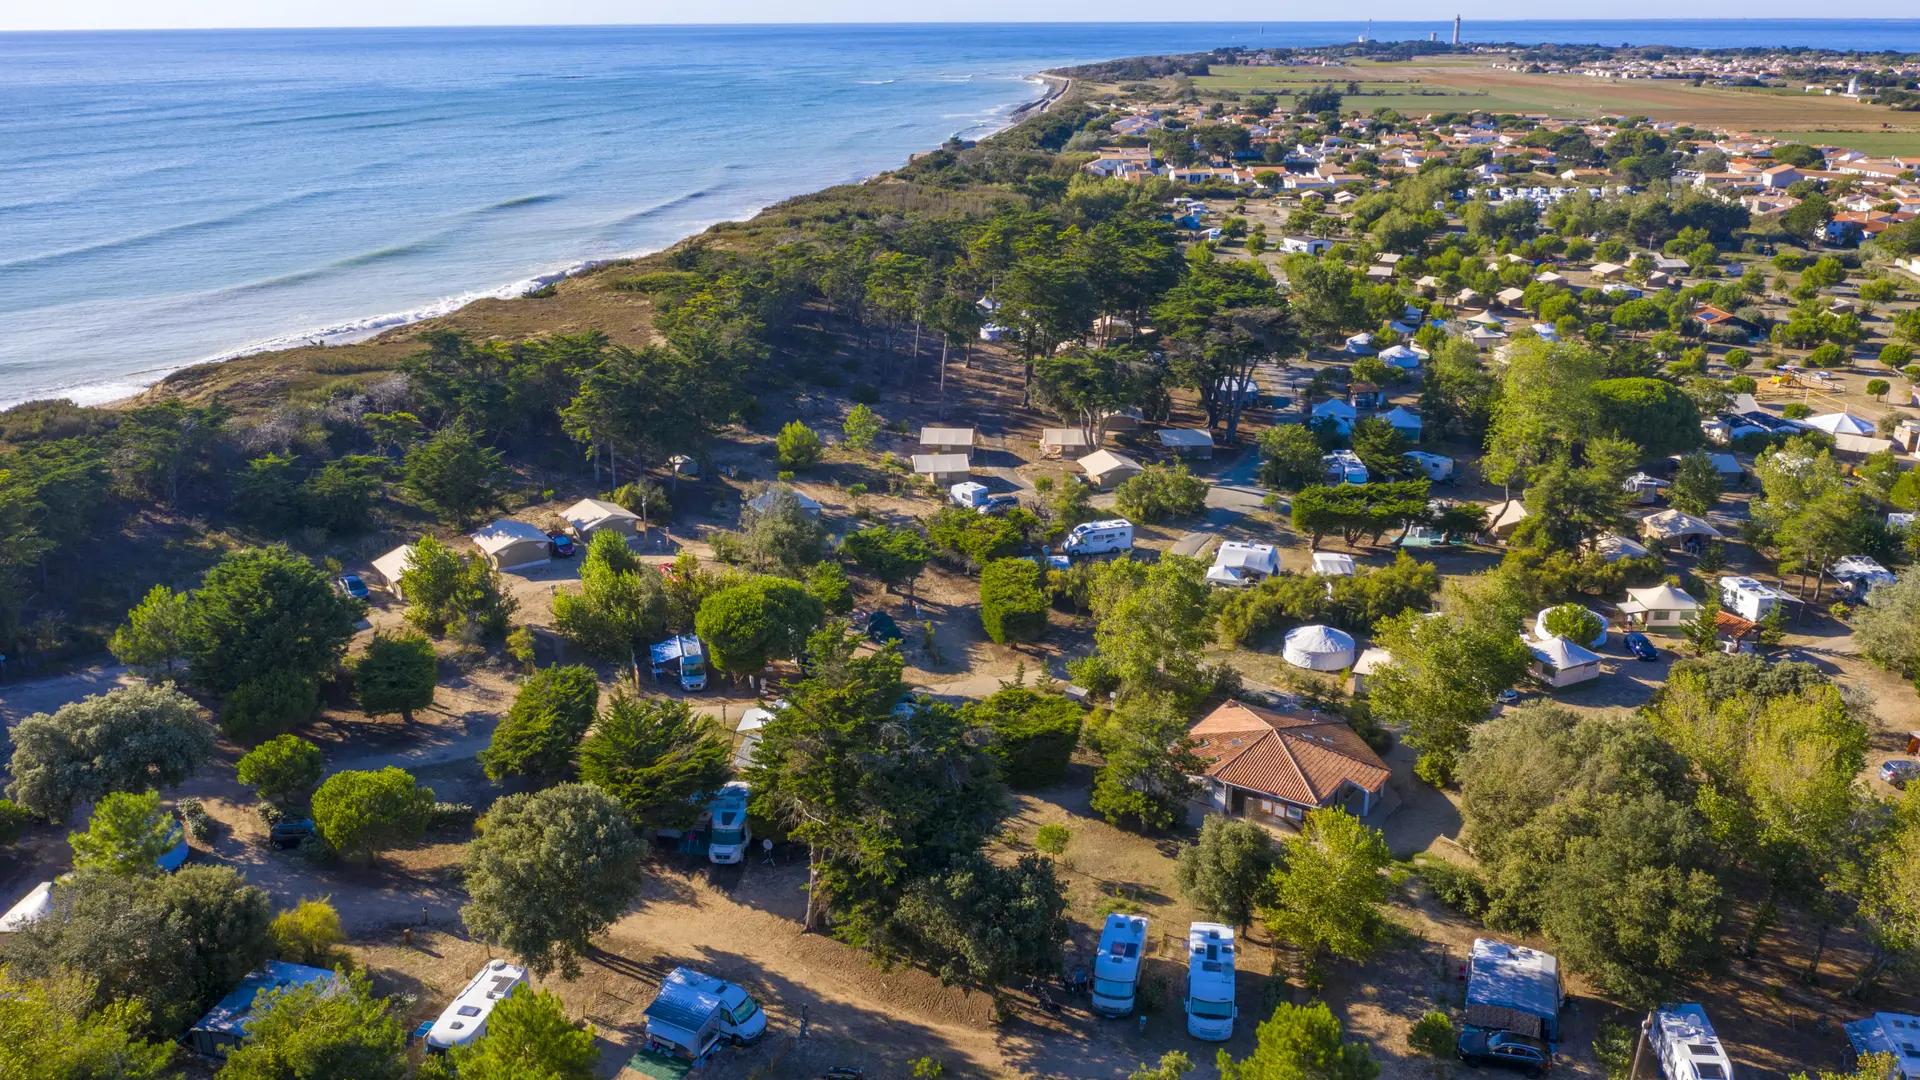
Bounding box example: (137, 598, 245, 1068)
(1091, 913, 1148, 1017)
(426, 959, 529, 1051)
(1184, 923, 1237, 1041)
(664, 967, 768, 1046)
(1063, 519, 1134, 557)
(706, 782, 753, 865)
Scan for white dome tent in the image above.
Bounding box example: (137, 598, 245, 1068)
(1282, 625, 1357, 672)
(1532, 605, 1610, 649)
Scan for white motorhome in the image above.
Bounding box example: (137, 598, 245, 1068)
(663, 967, 768, 1046)
(1718, 576, 1797, 622)
(706, 782, 753, 866)
(1091, 913, 1148, 1017)
(1064, 519, 1134, 557)
(1832, 555, 1896, 599)
(1323, 449, 1368, 485)
(1647, 1003, 1734, 1080)
(426, 960, 529, 1051)
(1404, 451, 1454, 482)
(1184, 922, 1237, 1041)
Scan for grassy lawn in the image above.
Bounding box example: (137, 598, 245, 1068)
(1759, 128, 1920, 156)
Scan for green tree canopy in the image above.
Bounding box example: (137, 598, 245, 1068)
(480, 665, 600, 783)
(69, 790, 177, 875)
(403, 424, 504, 525)
(577, 693, 733, 829)
(310, 768, 434, 862)
(440, 987, 598, 1080)
(0, 968, 174, 1080)
(109, 584, 191, 681)
(354, 631, 437, 723)
(1216, 1001, 1379, 1080)
(961, 685, 1085, 789)
(236, 735, 324, 808)
(1263, 809, 1393, 966)
(694, 576, 825, 674)
(217, 967, 405, 1080)
(184, 545, 359, 698)
(461, 783, 646, 978)
(1178, 814, 1281, 930)
(6, 684, 213, 823)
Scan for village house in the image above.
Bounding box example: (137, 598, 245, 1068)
(1188, 700, 1392, 827)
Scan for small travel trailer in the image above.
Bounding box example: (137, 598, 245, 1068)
(426, 960, 530, 1052)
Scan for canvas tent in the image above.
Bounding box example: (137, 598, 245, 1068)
(1532, 606, 1610, 648)
(371, 543, 416, 597)
(1310, 399, 1357, 434)
(1078, 449, 1144, 490)
(919, 427, 976, 457)
(1641, 509, 1722, 541)
(562, 497, 642, 541)
(1486, 499, 1529, 541)
(1527, 635, 1603, 688)
(747, 486, 822, 518)
(1040, 428, 1091, 459)
(1593, 533, 1650, 562)
(1311, 552, 1357, 577)
(1381, 406, 1423, 437)
(1208, 541, 1280, 587)
(1282, 625, 1357, 672)
(1803, 411, 1876, 436)
(0, 881, 53, 932)
(1158, 428, 1215, 458)
(732, 700, 785, 771)
(1619, 584, 1701, 629)
(912, 454, 972, 486)
(471, 520, 551, 571)
(1349, 647, 1393, 696)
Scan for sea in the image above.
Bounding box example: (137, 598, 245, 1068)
(5, 21, 1920, 409)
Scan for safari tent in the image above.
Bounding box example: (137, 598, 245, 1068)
(1078, 449, 1145, 490)
(471, 520, 551, 572)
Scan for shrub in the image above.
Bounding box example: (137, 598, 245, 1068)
(1409, 1011, 1455, 1057)
(1542, 603, 1603, 646)
(0, 800, 32, 845)
(775, 421, 822, 470)
(177, 797, 216, 844)
(1807, 342, 1848, 368)
(850, 383, 881, 405)
(1034, 824, 1071, 855)
(1783, 402, 1812, 419)
(979, 558, 1049, 645)
(310, 767, 434, 861)
(805, 561, 855, 615)
(221, 671, 318, 743)
(1411, 856, 1486, 915)
(1723, 347, 1751, 369)
(270, 898, 343, 966)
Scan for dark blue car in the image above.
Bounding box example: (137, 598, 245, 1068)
(1623, 632, 1658, 662)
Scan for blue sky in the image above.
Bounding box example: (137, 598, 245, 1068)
(0, 3, 1796, 33)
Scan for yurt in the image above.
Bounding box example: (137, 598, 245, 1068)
(1282, 625, 1357, 672)
(1532, 605, 1610, 649)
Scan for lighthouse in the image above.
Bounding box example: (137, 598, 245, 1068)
(1452, 15, 1462, 45)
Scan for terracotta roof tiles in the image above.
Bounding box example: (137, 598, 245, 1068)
(1189, 700, 1390, 808)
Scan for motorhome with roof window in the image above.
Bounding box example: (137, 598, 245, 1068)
(1091, 913, 1147, 1017)
(706, 782, 753, 865)
(1647, 1003, 1734, 1080)
(1184, 922, 1237, 1040)
(426, 960, 528, 1051)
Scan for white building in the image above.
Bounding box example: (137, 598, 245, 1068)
(1619, 584, 1701, 630)
(1311, 552, 1357, 577)
(1208, 541, 1281, 587)
(1282, 625, 1357, 671)
(1527, 635, 1603, 688)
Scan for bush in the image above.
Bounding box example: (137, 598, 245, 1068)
(1411, 856, 1486, 915)
(221, 671, 319, 743)
(177, 797, 216, 844)
(1034, 824, 1071, 854)
(850, 383, 881, 405)
(310, 767, 434, 861)
(0, 799, 33, 845)
(236, 735, 324, 808)
(270, 898, 343, 966)
(1409, 1011, 1455, 1057)
(1723, 347, 1751, 369)
(979, 558, 1049, 644)
(1114, 463, 1207, 524)
(964, 685, 1085, 788)
(1783, 402, 1812, 420)
(775, 421, 822, 470)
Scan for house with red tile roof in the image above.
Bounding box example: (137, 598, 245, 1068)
(1188, 700, 1391, 828)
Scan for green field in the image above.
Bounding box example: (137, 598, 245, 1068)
(1759, 129, 1920, 157)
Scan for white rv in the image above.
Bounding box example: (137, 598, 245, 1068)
(426, 959, 529, 1051)
(1832, 555, 1896, 598)
(1718, 576, 1796, 622)
(1091, 913, 1148, 1017)
(663, 967, 768, 1046)
(1184, 922, 1237, 1041)
(1404, 451, 1454, 482)
(1063, 519, 1134, 557)
(1647, 1003, 1734, 1080)
(706, 782, 753, 866)
(1323, 449, 1368, 485)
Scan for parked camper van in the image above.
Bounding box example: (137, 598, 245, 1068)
(1647, 1004, 1733, 1080)
(1184, 923, 1237, 1040)
(1092, 913, 1148, 1017)
(426, 960, 529, 1051)
(706, 782, 753, 866)
(650, 634, 709, 691)
(664, 967, 768, 1046)
(1063, 519, 1134, 557)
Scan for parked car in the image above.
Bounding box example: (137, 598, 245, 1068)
(336, 574, 369, 600)
(269, 819, 317, 850)
(1882, 759, 1920, 788)
(1623, 632, 1658, 662)
(979, 494, 1020, 514)
(548, 533, 576, 557)
(1456, 1029, 1551, 1078)
(1498, 689, 1522, 704)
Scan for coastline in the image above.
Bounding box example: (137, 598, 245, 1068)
(72, 77, 1055, 412)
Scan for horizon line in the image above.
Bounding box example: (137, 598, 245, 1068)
(8, 16, 1920, 35)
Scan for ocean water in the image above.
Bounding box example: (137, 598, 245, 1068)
(4, 22, 1920, 408)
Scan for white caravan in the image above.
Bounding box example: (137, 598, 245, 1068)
(1063, 519, 1134, 557)
(1091, 913, 1148, 1017)
(426, 959, 529, 1051)
(1184, 923, 1238, 1041)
